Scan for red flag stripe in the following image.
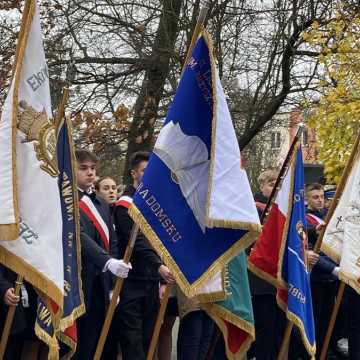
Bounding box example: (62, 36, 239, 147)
(248, 203, 287, 283)
(225, 321, 249, 354)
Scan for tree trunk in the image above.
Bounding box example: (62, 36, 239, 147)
(124, 0, 182, 182)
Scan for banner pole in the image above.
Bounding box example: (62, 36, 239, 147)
(0, 275, 24, 358)
(277, 321, 293, 360)
(261, 125, 304, 223)
(181, 1, 210, 76)
(54, 88, 69, 132)
(146, 284, 173, 360)
(93, 224, 139, 360)
(319, 282, 345, 360)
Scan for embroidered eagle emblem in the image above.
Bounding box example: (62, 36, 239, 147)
(17, 100, 59, 177)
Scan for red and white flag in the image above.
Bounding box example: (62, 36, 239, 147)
(248, 167, 291, 286)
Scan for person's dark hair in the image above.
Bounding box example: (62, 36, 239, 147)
(94, 176, 116, 191)
(75, 149, 99, 164)
(129, 151, 150, 173)
(305, 182, 323, 194)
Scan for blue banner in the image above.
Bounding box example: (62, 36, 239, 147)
(129, 34, 255, 296)
(35, 117, 84, 357)
(279, 145, 316, 355)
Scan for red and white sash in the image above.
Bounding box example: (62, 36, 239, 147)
(79, 195, 109, 250)
(115, 195, 133, 209)
(306, 213, 325, 227)
(255, 201, 266, 211)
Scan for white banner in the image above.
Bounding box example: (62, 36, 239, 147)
(0, 0, 63, 306)
(206, 71, 261, 232)
(322, 145, 360, 293)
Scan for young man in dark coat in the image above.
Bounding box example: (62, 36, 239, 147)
(113, 151, 174, 360)
(74, 149, 131, 359)
(305, 183, 339, 358)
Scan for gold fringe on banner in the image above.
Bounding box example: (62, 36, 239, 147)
(34, 321, 59, 360)
(277, 295, 316, 358)
(58, 331, 77, 360)
(320, 243, 341, 264)
(196, 269, 227, 303)
(203, 302, 255, 360)
(339, 271, 360, 295)
(247, 261, 281, 289)
(129, 205, 257, 298)
(0, 224, 19, 241)
(0, 246, 63, 307)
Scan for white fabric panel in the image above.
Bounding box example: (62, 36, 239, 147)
(207, 73, 260, 227)
(276, 165, 292, 217)
(0, 85, 16, 225)
(0, 3, 63, 294)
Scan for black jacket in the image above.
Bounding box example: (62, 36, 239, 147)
(113, 186, 162, 291)
(248, 193, 276, 296)
(306, 208, 337, 282)
(0, 266, 37, 336)
(79, 191, 115, 311)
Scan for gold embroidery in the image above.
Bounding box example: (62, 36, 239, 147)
(17, 100, 59, 177)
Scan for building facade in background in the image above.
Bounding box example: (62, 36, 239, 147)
(261, 107, 324, 185)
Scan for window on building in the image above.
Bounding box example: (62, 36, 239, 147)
(271, 132, 281, 149)
(303, 128, 309, 146)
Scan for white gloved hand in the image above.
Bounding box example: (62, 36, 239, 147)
(105, 259, 132, 278)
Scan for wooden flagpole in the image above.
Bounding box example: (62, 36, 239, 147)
(54, 88, 69, 131)
(319, 282, 345, 360)
(277, 321, 293, 360)
(181, 2, 210, 77)
(261, 125, 304, 223)
(94, 224, 139, 360)
(144, 3, 210, 359)
(0, 276, 24, 358)
(312, 134, 360, 359)
(146, 285, 173, 360)
(275, 126, 305, 360)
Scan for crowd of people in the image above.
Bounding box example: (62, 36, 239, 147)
(249, 170, 359, 360)
(0, 151, 359, 359)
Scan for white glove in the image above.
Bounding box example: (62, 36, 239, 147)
(332, 266, 340, 278)
(105, 259, 132, 278)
